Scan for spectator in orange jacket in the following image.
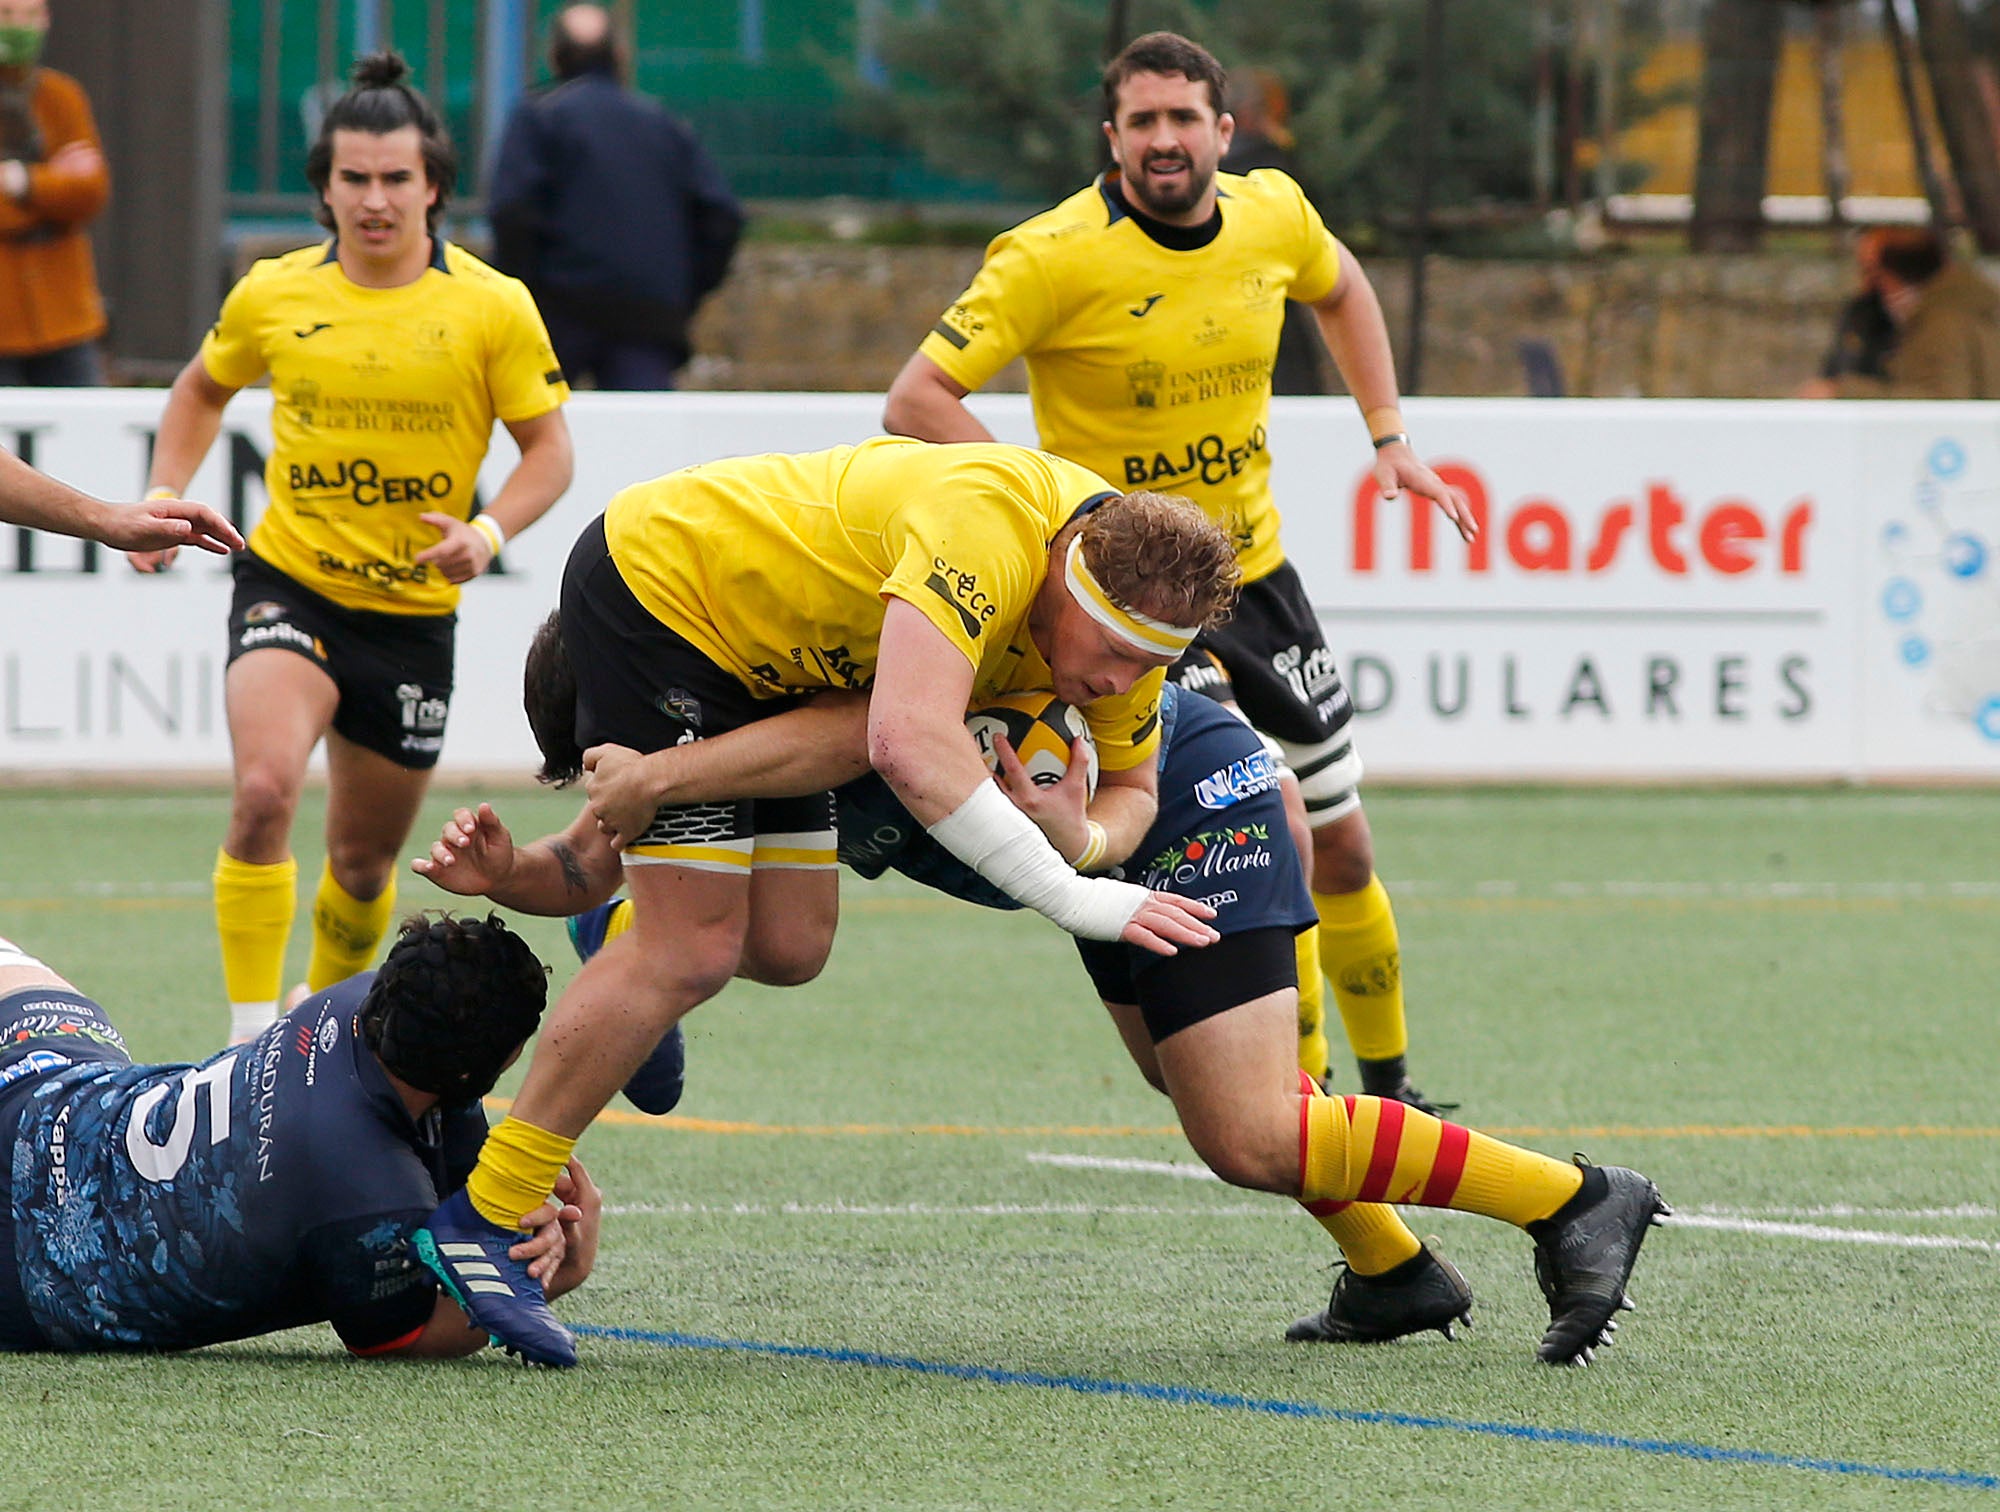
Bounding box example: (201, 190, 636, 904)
(0, 0, 108, 386)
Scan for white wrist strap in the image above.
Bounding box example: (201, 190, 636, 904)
(470, 514, 508, 555)
(926, 781, 1147, 940)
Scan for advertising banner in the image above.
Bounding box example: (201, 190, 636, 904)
(0, 390, 1994, 780)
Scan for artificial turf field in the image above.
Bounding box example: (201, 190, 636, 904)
(0, 783, 1994, 1510)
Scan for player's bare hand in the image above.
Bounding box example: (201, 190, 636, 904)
(127, 543, 180, 573)
(413, 511, 495, 584)
(543, 1156, 601, 1299)
(509, 1192, 581, 1291)
(106, 498, 241, 556)
(1374, 442, 1476, 544)
(583, 743, 660, 849)
(991, 733, 1090, 861)
(1120, 891, 1220, 957)
(411, 802, 516, 894)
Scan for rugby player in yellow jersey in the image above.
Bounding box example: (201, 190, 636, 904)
(127, 54, 573, 1045)
(411, 436, 1238, 1366)
(884, 32, 1475, 1115)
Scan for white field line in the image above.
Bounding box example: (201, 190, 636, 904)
(1383, 794, 1985, 817)
(1694, 1203, 1998, 1220)
(1023, 1152, 2000, 1253)
(1027, 1152, 1221, 1181)
(1671, 1213, 1998, 1253)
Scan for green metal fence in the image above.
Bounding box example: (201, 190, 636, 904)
(227, 0, 996, 214)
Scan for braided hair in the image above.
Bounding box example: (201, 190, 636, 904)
(305, 51, 458, 233)
(360, 913, 548, 1101)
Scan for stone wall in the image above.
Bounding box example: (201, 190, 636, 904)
(227, 232, 1962, 399)
(682, 244, 1928, 400)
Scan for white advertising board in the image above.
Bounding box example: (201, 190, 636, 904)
(0, 390, 1994, 781)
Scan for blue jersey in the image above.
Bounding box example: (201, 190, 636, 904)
(1, 976, 482, 1353)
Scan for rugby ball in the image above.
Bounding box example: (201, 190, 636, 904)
(965, 691, 1099, 797)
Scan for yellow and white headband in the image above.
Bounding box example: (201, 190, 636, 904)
(1064, 535, 1200, 658)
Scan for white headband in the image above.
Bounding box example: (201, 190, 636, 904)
(1064, 535, 1200, 658)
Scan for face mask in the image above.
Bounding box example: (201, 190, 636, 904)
(0, 27, 45, 68)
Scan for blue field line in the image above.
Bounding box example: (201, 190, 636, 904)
(573, 1324, 1997, 1492)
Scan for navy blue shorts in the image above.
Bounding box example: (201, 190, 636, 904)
(0, 987, 131, 1351)
(1072, 693, 1314, 1041)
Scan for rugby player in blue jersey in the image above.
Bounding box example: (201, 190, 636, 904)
(418, 628, 1667, 1368)
(0, 913, 599, 1358)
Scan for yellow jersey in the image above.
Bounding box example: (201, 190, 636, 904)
(603, 436, 1164, 771)
(918, 170, 1342, 584)
(200, 239, 569, 615)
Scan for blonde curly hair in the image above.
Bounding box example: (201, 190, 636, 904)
(1076, 490, 1239, 631)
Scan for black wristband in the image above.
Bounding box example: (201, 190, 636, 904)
(1371, 431, 1412, 450)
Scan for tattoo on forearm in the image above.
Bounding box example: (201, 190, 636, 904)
(549, 839, 589, 895)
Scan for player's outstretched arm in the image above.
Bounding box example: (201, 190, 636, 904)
(883, 352, 996, 444)
(130, 357, 239, 573)
(412, 801, 622, 916)
(1313, 247, 1475, 544)
(0, 448, 242, 555)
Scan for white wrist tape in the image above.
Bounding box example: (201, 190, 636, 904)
(926, 781, 1148, 940)
(470, 514, 508, 555)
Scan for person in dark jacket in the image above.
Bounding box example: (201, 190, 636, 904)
(1818, 226, 1897, 382)
(487, 5, 744, 390)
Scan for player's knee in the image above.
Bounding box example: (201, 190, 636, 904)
(322, 836, 398, 897)
(737, 934, 831, 987)
(229, 767, 302, 844)
(668, 936, 749, 1004)
(1310, 823, 1374, 894)
(1188, 1127, 1293, 1196)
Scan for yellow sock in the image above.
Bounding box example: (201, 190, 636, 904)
(1294, 929, 1331, 1082)
(1314, 874, 1407, 1062)
(1301, 1087, 1583, 1229)
(214, 849, 297, 1011)
(465, 1116, 578, 1229)
(1319, 1202, 1424, 1275)
(306, 861, 397, 991)
(1294, 1073, 1421, 1274)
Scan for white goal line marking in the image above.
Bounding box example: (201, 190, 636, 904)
(1027, 1152, 1222, 1181)
(1021, 1153, 2000, 1252)
(1672, 1214, 1998, 1253)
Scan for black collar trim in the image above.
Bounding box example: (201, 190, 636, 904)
(1100, 175, 1222, 251)
(320, 236, 451, 273)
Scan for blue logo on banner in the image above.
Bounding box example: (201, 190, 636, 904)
(1927, 438, 1966, 480)
(1942, 532, 1987, 580)
(1882, 578, 1921, 621)
(1978, 698, 2000, 743)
